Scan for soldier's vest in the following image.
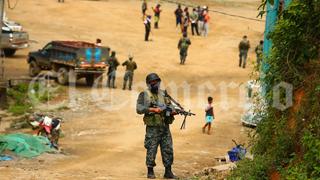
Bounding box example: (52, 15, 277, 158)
(143, 89, 171, 126)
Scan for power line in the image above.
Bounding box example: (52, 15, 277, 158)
(161, 0, 265, 22)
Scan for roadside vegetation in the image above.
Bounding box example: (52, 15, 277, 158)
(229, 0, 320, 179)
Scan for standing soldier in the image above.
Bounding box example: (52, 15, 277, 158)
(107, 51, 119, 88)
(136, 73, 178, 179)
(122, 55, 137, 90)
(255, 40, 264, 68)
(142, 0, 147, 20)
(152, 4, 162, 29)
(178, 32, 191, 65)
(144, 15, 152, 41)
(238, 35, 250, 68)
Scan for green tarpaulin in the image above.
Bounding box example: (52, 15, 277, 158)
(0, 133, 55, 158)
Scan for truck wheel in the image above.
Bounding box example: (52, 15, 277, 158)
(29, 61, 41, 77)
(3, 49, 16, 57)
(57, 67, 69, 85)
(85, 74, 95, 86)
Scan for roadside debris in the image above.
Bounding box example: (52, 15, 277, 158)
(0, 133, 56, 158)
(28, 113, 62, 149)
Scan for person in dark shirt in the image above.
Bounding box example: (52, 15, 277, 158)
(174, 4, 183, 27)
(202, 96, 214, 135)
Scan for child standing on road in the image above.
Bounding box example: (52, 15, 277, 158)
(203, 96, 214, 135)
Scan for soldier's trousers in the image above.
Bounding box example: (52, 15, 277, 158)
(144, 125, 174, 168)
(123, 71, 134, 89)
(239, 50, 248, 68)
(107, 70, 116, 88)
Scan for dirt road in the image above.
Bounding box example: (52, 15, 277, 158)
(0, 0, 264, 179)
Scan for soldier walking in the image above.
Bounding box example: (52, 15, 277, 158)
(107, 51, 119, 88)
(238, 35, 251, 68)
(136, 73, 178, 179)
(255, 40, 264, 68)
(178, 32, 191, 65)
(122, 55, 137, 90)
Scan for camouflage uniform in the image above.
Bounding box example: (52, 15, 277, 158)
(178, 37, 191, 65)
(107, 55, 119, 88)
(238, 39, 250, 68)
(136, 89, 175, 168)
(255, 43, 263, 67)
(122, 59, 137, 90)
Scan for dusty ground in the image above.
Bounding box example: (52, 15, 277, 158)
(0, 0, 264, 179)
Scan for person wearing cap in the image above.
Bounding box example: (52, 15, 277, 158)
(122, 55, 137, 90)
(106, 51, 120, 88)
(178, 32, 191, 65)
(152, 4, 162, 29)
(238, 35, 251, 68)
(144, 15, 152, 41)
(136, 73, 178, 179)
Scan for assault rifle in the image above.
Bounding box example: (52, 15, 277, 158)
(149, 90, 196, 129)
(163, 90, 195, 129)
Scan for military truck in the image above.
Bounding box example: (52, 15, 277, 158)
(27, 41, 110, 86)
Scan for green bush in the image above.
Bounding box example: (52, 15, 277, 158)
(229, 0, 320, 179)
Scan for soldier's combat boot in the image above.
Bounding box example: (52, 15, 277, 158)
(147, 167, 156, 179)
(164, 166, 177, 179)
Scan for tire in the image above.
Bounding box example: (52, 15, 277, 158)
(85, 74, 95, 86)
(56, 67, 69, 85)
(3, 49, 16, 57)
(29, 61, 41, 77)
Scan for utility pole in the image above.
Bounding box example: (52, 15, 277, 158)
(0, 0, 7, 109)
(0, 0, 4, 81)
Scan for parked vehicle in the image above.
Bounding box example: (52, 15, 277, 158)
(0, 20, 29, 57)
(27, 41, 110, 86)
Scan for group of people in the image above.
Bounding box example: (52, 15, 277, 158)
(238, 35, 264, 69)
(96, 39, 137, 90)
(175, 4, 210, 37)
(106, 51, 138, 90)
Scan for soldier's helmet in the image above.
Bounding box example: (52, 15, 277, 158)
(128, 54, 134, 60)
(146, 73, 161, 84)
(111, 51, 116, 56)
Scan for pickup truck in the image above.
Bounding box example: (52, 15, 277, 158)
(27, 41, 110, 86)
(0, 20, 29, 57)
